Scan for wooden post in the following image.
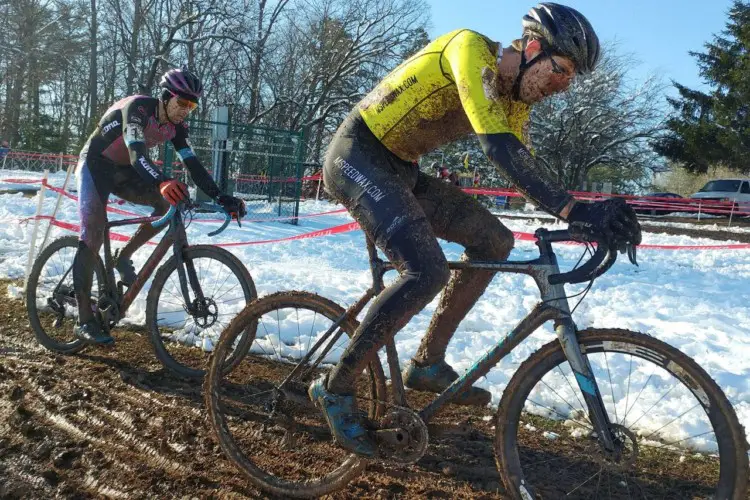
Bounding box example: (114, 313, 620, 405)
(24, 170, 50, 294)
(38, 163, 74, 254)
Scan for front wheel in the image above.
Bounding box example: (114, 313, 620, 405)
(496, 328, 748, 499)
(146, 245, 256, 378)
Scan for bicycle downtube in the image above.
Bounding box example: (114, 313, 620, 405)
(420, 303, 559, 423)
(120, 233, 174, 315)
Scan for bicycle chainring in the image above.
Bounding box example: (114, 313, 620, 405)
(375, 407, 429, 464)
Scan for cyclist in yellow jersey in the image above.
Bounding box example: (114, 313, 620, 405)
(310, 3, 642, 457)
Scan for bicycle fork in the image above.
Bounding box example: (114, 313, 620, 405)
(556, 318, 618, 452)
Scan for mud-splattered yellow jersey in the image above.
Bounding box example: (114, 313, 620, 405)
(358, 29, 530, 162)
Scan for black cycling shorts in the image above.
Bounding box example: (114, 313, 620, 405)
(323, 111, 425, 246)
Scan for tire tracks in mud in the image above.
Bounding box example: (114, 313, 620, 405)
(0, 290, 508, 499)
(0, 312, 254, 499)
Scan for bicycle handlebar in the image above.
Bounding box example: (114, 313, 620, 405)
(151, 205, 177, 229)
(540, 224, 620, 285)
(201, 203, 232, 237)
(149, 201, 234, 236)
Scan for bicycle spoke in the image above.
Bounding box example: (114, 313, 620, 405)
(212, 281, 243, 304)
(622, 355, 634, 426)
(556, 365, 588, 417)
(539, 378, 586, 420)
(621, 364, 658, 426)
(627, 382, 678, 430)
(565, 465, 603, 497)
(639, 429, 717, 451)
(603, 352, 619, 424)
(527, 399, 593, 432)
(639, 402, 703, 443)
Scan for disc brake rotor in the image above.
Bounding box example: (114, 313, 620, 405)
(191, 297, 218, 328)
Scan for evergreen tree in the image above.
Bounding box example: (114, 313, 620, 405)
(654, 1, 750, 173)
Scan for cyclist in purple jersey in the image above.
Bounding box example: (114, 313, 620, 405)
(73, 67, 247, 345)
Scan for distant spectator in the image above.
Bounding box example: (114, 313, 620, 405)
(430, 161, 441, 178)
(448, 171, 460, 186)
(0, 140, 9, 161)
(439, 167, 449, 181)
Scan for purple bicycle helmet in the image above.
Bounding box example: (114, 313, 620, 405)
(159, 66, 203, 102)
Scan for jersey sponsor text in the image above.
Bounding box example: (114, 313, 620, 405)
(334, 156, 386, 202)
(138, 157, 160, 179)
(376, 75, 418, 114)
(101, 120, 120, 134)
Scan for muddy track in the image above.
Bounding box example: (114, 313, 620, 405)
(0, 286, 506, 499)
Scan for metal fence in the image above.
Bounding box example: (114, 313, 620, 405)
(1, 116, 305, 225)
(0, 150, 76, 172)
(165, 118, 305, 224)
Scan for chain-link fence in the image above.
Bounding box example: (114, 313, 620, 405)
(165, 119, 305, 224)
(0, 117, 306, 224)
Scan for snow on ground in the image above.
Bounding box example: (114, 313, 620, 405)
(1, 170, 749, 452)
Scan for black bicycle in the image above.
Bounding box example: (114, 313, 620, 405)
(205, 224, 748, 498)
(26, 200, 257, 378)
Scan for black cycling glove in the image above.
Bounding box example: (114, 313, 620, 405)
(567, 198, 642, 247)
(216, 194, 247, 219)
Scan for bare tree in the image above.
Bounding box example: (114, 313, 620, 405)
(529, 47, 668, 192)
(87, 0, 98, 133)
(263, 0, 428, 160)
(0, 0, 431, 154)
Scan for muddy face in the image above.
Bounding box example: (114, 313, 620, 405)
(518, 56, 576, 103)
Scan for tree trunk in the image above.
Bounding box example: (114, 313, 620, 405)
(248, 0, 267, 121)
(126, 0, 142, 94)
(8, 61, 26, 145)
(87, 0, 98, 133)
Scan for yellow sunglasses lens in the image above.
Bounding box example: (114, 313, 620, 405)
(176, 97, 198, 110)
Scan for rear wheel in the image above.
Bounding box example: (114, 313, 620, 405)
(496, 328, 748, 499)
(205, 291, 387, 498)
(26, 236, 105, 354)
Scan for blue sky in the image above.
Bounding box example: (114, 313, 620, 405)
(426, 0, 735, 95)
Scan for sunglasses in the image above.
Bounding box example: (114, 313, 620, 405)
(169, 91, 198, 111)
(540, 48, 575, 76)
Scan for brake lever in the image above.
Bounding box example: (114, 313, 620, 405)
(627, 244, 638, 266)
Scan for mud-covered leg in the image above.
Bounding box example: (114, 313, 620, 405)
(405, 173, 514, 405)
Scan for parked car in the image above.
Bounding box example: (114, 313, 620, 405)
(635, 192, 684, 215)
(690, 179, 750, 212)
